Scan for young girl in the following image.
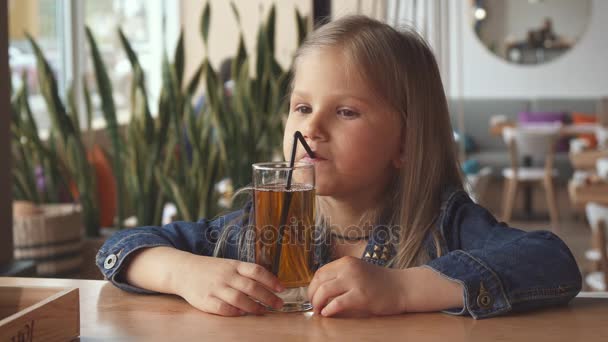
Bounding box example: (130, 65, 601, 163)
(96, 15, 581, 319)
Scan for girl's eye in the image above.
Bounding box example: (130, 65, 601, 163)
(294, 105, 312, 114)
(337, 109, 359, 119)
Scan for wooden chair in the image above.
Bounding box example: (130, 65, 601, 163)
(501, 126, 560, 230)
(584, 202, 608, 291)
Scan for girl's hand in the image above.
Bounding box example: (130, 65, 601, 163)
(307, 256, 409, 317)
(176, 255, 285, 317)
(307, 256, 465, 317)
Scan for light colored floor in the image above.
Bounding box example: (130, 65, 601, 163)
(480, 179, 597, 291)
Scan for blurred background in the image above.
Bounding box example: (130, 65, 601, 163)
(1, 0, 607, 294)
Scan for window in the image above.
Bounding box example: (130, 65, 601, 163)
(84, 0, 179, 126)
(9, 0, 63, 130)
(8, 0, 179, 132)
(84, 0, 151, 122)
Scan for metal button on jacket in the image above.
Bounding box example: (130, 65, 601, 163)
(477, 293, 493, 308)
(104, 254, 118, 270)
(477, 282, 494, 309)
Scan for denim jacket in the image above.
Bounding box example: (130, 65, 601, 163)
(96, 188, 582, 319)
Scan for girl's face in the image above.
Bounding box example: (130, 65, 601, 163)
(284, 47, 403, 200)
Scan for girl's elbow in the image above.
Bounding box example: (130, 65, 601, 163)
(537, 230, 582, 289)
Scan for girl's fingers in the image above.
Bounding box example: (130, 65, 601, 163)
(307, 268, 337, 302)
(201, 295, 245, 317)
(319, 290, 354, 317)
(230, 276, 284, 310)
(310, 278, 347, 314)
(237, 262, 284, 292)
(218, 286, 266, 314)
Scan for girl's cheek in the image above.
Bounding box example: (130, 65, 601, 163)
(284, 115, 297, 133)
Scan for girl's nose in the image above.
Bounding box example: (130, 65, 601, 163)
(302, 111, 327, 142)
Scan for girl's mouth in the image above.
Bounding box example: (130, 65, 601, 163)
(301, 153, 327, 164)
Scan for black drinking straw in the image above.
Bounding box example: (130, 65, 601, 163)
(272, 131, 315, 276)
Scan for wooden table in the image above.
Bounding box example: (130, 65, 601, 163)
(2, 277, 608, 341)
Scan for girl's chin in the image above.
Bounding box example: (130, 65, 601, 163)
(311, 182, 334, 196)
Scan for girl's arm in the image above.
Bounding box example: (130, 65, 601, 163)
(121, 246, 285, 316)
(308, 191, 580, 319)
(95, 215, 237, 294)
(121, 246, 195, 295)
(96, 207, 286, 316)
(397, 266, 464, 312)
(422, 190, 582, 319)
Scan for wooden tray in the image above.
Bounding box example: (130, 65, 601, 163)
(0, 286, 79, 341)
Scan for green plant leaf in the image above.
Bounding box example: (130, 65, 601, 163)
(158, 171, 192, 222)
(118, 29, 141, 72)
(162, 52, 188, 186)
(86, 26, 124, 229)
(118, 28, 149, 98)
(230, 1, 241, 27)
(174, 30, 185, 88)
(118, 29, 153, 146)
(232, 35, 247, 80)
(255, 24, 267, 87)
(200, 1, 211, 49)
(85, 27, 117, 129)
(186, 60, 204, 97)
(13, 168, 37, 203)
(265, 4, 276, 55)
(83, 78, 93, 135)
(296, 9, 309, 46)
(26, 34, 75, 143)
(270, 57, 283, 80)
(67, 81, 81, 131)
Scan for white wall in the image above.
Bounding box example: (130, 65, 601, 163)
(332, 0, 386, 21)
(449, 0, 608, 98)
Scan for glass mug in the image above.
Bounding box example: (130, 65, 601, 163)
(252, 162, 316, 312)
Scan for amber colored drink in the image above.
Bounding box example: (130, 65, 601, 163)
(254, 184, 316, 288)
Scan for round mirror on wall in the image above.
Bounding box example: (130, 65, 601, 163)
(472, 0, 592, 65)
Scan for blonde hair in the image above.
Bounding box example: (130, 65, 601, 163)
(213, 15, 463, 269)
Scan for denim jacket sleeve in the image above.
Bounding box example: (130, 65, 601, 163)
(95, 208, 248, 294)
(424, 190, 582, 319)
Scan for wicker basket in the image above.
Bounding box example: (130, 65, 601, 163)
(13, 203, 84, 277)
